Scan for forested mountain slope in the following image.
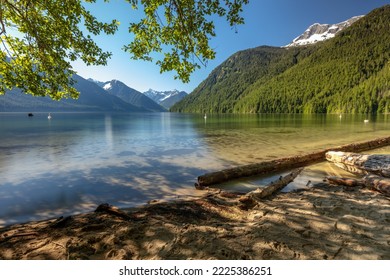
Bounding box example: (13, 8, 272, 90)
(171, 5, 390, 114)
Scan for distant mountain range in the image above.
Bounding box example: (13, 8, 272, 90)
(0, 75, 145, 112)
(143, 89, 188, 109)
(101, 80, 166, 112)
(0, 75, 185, 112)
(171, 5, 390, 114)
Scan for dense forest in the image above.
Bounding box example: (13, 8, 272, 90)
(171, 5, 390, 114)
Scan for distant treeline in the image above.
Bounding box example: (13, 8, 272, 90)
(171, 5, 390, 114)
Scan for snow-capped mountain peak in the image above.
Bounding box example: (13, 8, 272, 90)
(144, 89, 182, 102)
(285, 15, 364, 47)
(143, 89, 188, 109)
(103, 82, 112, 91)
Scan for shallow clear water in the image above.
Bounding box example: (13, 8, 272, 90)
(0, 112, 389, 226)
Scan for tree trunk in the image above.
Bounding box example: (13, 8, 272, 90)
(196, 136, 390, 188)
(325, 151, 390, 178)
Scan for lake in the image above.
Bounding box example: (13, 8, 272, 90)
(0, 112, 389, 226)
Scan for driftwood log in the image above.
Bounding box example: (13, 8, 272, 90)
(325, 151, 390, 178)
(326, 175, 390, 197)
(325, 176, 361, 187)
(239, 168, 303, 208)
(196, 136, 390, 188)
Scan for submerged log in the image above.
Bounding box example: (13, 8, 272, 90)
(326, 175, 390, 197)
(325, 151, 390, 178)
(196, 136, 390, 188)
(239, 168, 303, 208)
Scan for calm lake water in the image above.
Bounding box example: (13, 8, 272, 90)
(0, 112, 389, 226)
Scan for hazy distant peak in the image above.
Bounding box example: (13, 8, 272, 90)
(285, 15, 364, 47)
(143, 89, 188, 109)
(87, 78, 105, 87)
(144, 89, 186, 101)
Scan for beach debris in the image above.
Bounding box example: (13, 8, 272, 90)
(326, 175, 390, 197)
(325, 151, 390, 178)
(196, 136, 390, 188)
(326, 177, 362, 187)
(239, 168, 303, 209)
(325, 151, 390, 197)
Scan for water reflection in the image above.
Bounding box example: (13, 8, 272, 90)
(0, 113, 389, 227)
(0, 113, 227, 226)
(104, 114, 113, 150)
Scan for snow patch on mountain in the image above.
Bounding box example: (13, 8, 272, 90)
(103, 82, 112, 91)
(143, 89, 188, 109)
(285, 15, 364, 47)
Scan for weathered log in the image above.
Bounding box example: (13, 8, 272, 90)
(325, 151, 390, 178)
(326, 175, 390, 197)
(196, 136, 390, 188)
(325, 176, 362, 187)
(239, 168, 303, 208)
(363, 175, 390, 196)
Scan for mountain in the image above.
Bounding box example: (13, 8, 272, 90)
(170, 46, 315, 113)
(171, 5, 390, 114)
(102, 80, 166, 112)
(285, 16, 364, 47)
(143, 89, 188, 109)
(0, 75, 145, 112)
(87, 78, 106, 88)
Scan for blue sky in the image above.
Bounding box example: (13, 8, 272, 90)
(72, 0, 390, 93)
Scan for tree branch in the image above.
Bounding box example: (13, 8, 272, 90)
(170, 0, 207, 67)
(0, 2, 5, 36)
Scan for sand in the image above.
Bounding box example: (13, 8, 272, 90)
(0, 181, 389, 260)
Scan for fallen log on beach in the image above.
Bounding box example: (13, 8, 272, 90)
(325, 151, 390, 178)
(325, 151, 390, 197)
(325, 176, 362, 187)
(239, 168, 303, 208)
(326, 175, 390, 197)
(196, 136, 390, 188)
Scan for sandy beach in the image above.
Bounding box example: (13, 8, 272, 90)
(0, 179, 389, 260)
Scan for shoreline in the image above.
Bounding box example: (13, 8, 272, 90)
(0, 180, 389, 260)
(1, 142, 389, 260)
